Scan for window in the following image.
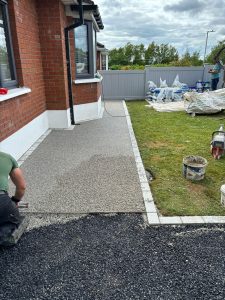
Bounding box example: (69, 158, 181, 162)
(92, 27, 96, 73)
(102, 54, 106, 70)
(75, 21, 96, 79)
(0, 0, 17, 88)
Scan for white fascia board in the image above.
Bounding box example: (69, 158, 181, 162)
(91, 14, 100, 32)
(97, 48, 109, 54)
(65, 7, 100, 32)
(61, 0, 78, 5)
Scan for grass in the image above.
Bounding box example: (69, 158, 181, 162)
(126, 100, 225, 216)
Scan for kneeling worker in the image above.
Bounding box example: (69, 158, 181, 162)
(0, 151, 26, 242)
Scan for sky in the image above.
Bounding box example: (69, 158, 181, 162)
(95, 0, 225, 57)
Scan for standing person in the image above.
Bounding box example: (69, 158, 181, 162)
(208, 59, 223, 90)
(222, 63, 225, 88)
(0, 151, 26, 241)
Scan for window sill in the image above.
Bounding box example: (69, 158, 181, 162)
(74, 75, 103, 84)
(0, 87, 31, 102)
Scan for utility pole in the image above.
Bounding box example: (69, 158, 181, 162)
(202, 30, 215, 82)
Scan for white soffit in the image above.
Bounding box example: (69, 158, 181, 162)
(65, 7, 100, 31)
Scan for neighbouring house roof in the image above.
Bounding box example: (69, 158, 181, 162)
(97, 42, 109, 53)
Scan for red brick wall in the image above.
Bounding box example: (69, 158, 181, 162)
(0, 0, 46, 142)
(74, 82, 102, 105)
(97, 51, 101, 70)
(36, 0, 69, 110)
(0, 0, 102, 142)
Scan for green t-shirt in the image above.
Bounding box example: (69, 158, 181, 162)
(0, 151, 18, 192)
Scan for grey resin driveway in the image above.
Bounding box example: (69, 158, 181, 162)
(14, 101, 144, 214)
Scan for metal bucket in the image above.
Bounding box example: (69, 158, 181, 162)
(183, 156, 208, 181)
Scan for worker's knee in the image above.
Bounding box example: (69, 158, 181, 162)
(0, 194, 21, 226)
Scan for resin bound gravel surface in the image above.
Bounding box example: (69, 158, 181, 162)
(1, 214, 225, 300)
(10, 101, 145, 214)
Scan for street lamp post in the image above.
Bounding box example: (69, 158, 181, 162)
(202, 29, 215, 83)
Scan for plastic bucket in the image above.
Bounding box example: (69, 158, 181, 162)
(221, 185, 225, 206)
(183, 156, 208, 181)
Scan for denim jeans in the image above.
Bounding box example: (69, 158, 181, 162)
(0, 194, 21, 226)
(211, 78, 219, 91)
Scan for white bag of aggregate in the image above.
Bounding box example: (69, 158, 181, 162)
(184, 88, 225, 114)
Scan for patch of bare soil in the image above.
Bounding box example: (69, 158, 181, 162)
(186, 182, 206, 194)
(145, 141, 185, 150)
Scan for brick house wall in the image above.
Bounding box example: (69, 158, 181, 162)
(97, 51, 101, 71)
(74, 82, 101, 105)
(36, 0, 69, 110)
(0, 0, 46, 142)
(0, 0, 104, 156)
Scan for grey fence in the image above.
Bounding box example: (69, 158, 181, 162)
(145, 66, 211, 89)
(100, 70, 146, 100)
(100, 66, 224, 100)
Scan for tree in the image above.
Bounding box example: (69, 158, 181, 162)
(156, 44, 179, 64)
(190, 51, 202, 66)
(145, 42, 157, 64)
(171, 50, 202, 66)
(109, 47, 127, 65)
(133, 44, 145, 65)
(206, 40, 225, 64)
(108, 42, 202, 69)
(124, 42, 134, 64)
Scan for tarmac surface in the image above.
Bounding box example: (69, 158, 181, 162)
(1, 214, 225, 300)
(2, 100, 225, 299)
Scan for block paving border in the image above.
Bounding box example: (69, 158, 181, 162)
(17, 125, 77, 167)
(17, 129, 52, 167)
(123, 100, 225, 225)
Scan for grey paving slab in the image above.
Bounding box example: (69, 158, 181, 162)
(10, 101, 145, 214)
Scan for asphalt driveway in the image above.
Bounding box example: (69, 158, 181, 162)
(1, 214, 225, 300)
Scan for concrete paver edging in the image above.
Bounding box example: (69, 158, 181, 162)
(123, 100, 225, 225)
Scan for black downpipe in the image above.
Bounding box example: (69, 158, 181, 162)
(64, 0, 84, 125)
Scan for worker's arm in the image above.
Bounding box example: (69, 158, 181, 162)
(209, 68, 220, 74)
(9, 168, 26, 201)
(211, 69, 220, 74)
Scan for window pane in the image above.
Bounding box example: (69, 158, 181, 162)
(0, 5, 12, 82)
(75, 25, 89, 74)
(102, 54, 106, 70)
(0, 6, 3, 25)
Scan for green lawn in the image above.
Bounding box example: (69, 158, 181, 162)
(127, 100, 225, 216)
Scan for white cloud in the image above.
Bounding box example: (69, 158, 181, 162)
(95, 0, 225, 57)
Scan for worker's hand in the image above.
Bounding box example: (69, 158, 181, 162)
(11, 196, 21, 205)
